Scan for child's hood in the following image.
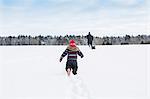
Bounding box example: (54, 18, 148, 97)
(67, 46, 79, 51)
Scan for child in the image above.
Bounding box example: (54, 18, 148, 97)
(59, 39, 84, 76)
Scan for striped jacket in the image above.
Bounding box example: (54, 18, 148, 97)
(61, 46, 84, 61)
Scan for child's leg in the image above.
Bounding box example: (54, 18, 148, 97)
(67, 68, 71, 76)
(72, 61, 78, 75)
(66, 61, 72, 76)
(72, 66, 78, 75)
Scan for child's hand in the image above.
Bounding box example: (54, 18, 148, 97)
(59, 57, 63, 62)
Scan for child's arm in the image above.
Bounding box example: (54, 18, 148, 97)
(60, 49, 69, 62)
(77, 50, 84, 58)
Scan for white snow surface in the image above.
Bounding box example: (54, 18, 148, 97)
(0, 45, 150, 99)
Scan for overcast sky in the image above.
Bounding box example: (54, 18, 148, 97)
(0, 0, 149, 36)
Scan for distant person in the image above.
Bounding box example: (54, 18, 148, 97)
(86, 32, 94, 48)
(59, 39, 84, 76)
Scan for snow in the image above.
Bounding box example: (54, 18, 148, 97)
(0, 45, 150, 99)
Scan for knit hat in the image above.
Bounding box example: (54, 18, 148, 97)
(69, 39, 76, 47)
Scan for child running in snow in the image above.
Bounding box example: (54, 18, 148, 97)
(59, 39, 84, 76)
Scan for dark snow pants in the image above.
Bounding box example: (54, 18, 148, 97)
(66, 60, 78, 75)
(88, 40, 93, 47)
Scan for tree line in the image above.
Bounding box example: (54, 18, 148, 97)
(0, 34, 150, 45)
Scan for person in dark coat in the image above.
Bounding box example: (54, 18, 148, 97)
(86, 32, 93, 48)
(59, 39, 84, 76)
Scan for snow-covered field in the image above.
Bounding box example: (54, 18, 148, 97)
(0, 45, 150, 99)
